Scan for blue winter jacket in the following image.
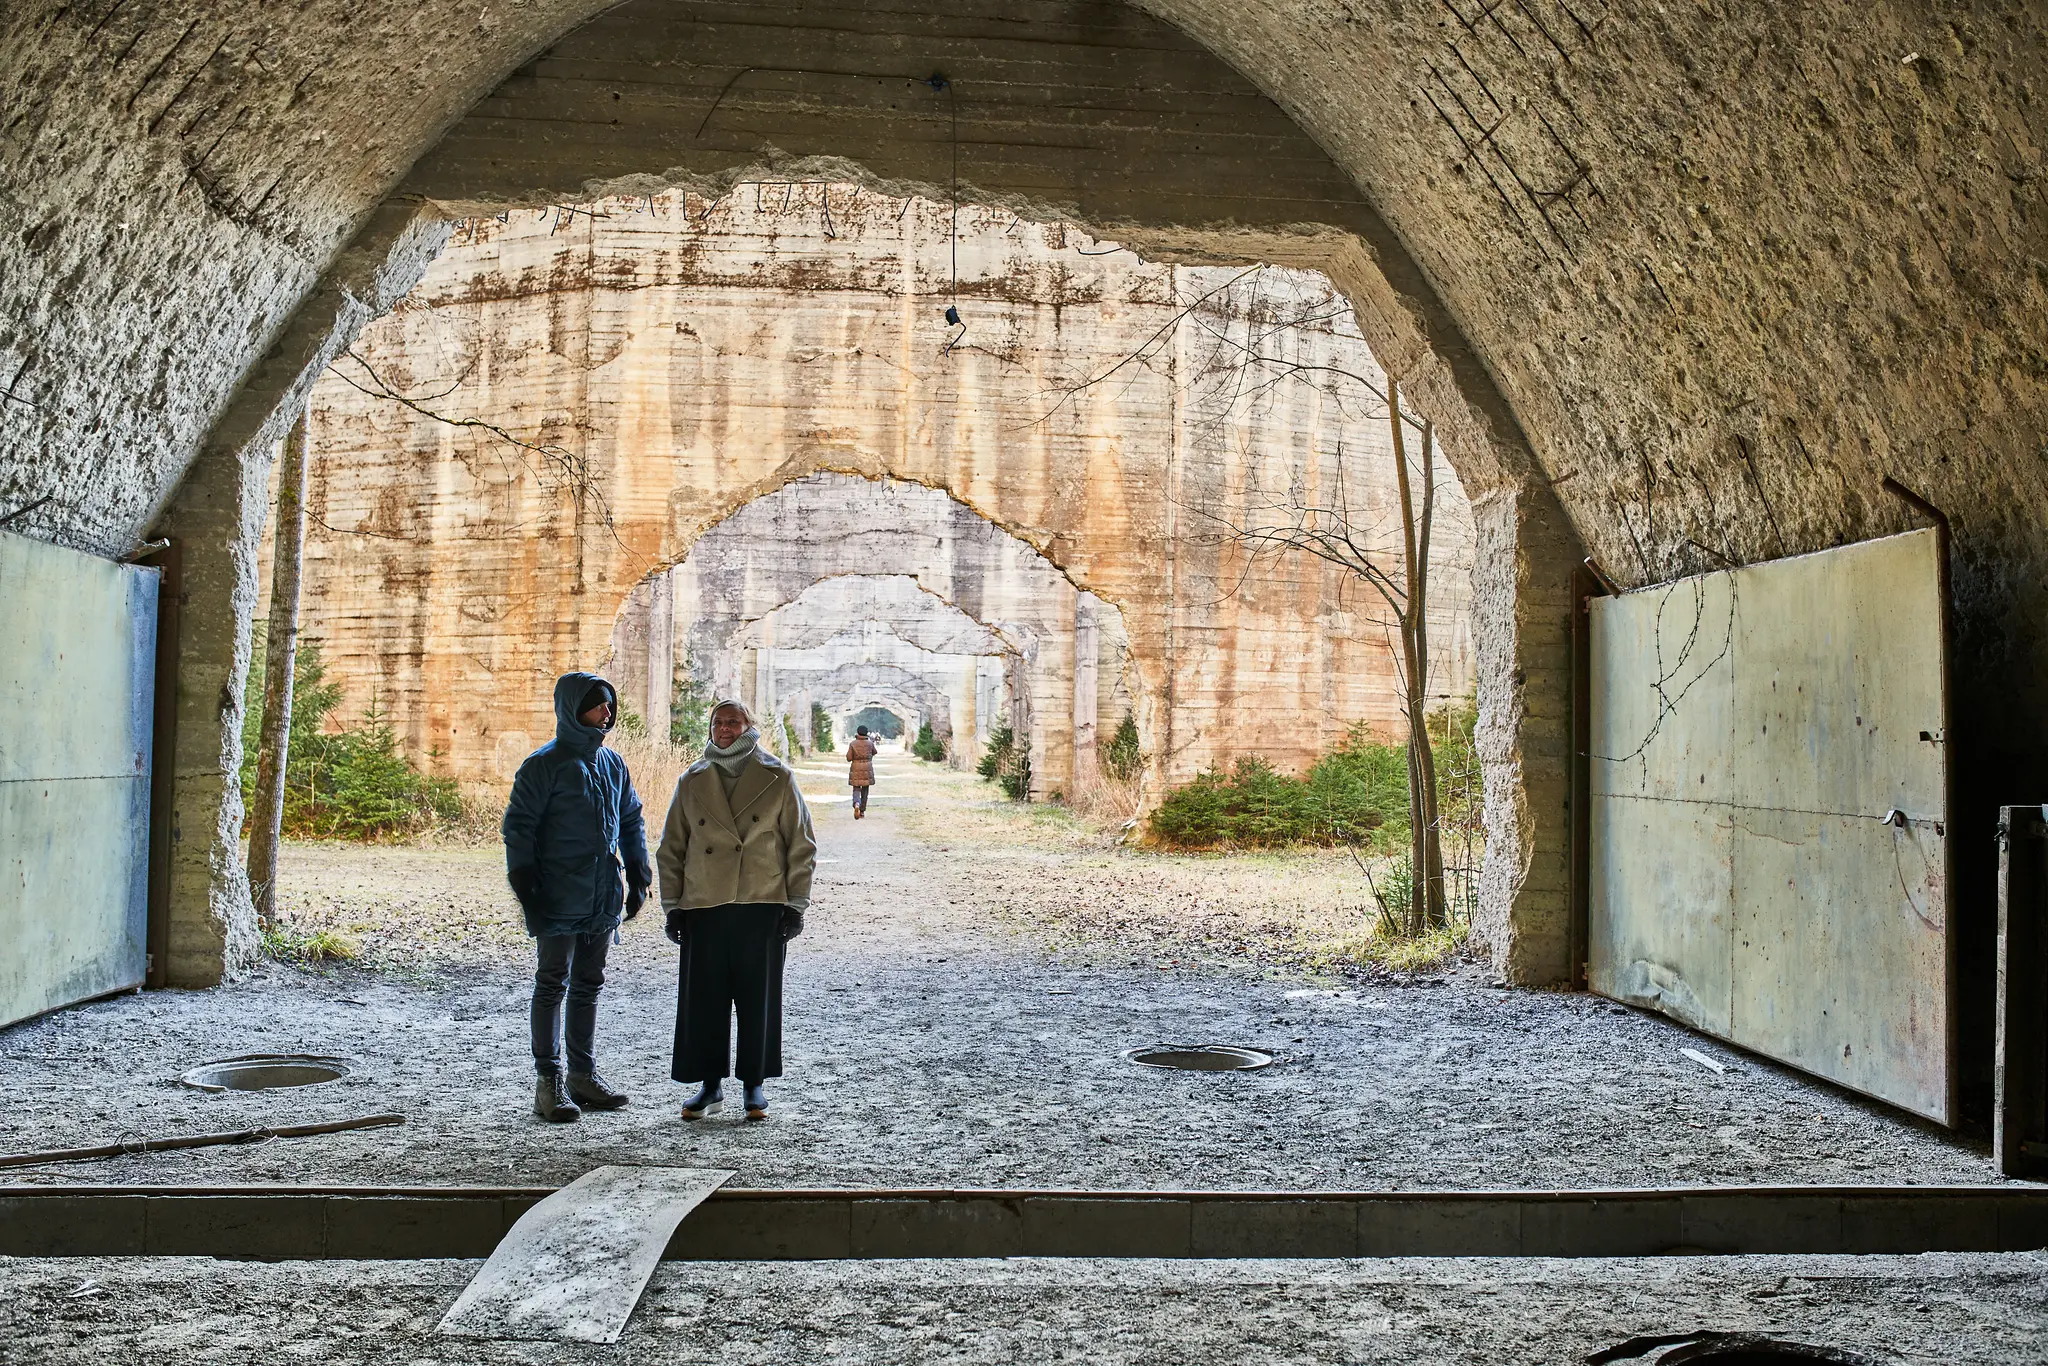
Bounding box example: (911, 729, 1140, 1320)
(502, 672, 651, 938)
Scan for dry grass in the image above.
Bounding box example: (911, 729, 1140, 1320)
(260, 924, 361, 964)
(1061, 764, 1144, 834)
(897, 761, 1476, 979)
(604, 731, 695, 831)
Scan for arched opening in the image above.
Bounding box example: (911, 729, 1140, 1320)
(600, 473, 1144, 804)
(73, 0, 1571, 991)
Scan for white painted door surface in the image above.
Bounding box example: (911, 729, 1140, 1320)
(0, 529, 157, 1027)
(1589, 528, 1951, 1122)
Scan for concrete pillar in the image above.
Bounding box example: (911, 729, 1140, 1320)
(611, 579, 653, 727)
(1470, 482, 1579, 986)
(1030, 595, 1077, 801)
(956, 659, 978, 770)
(646, 569, 673, 742)
(153, 428, 270, 987)
(1073, 593, 1100, 787)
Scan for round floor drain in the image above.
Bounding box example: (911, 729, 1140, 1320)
(180, 1055, 350, 1092)
(1660, 1346, 1868, 1366)
(1591, 1333, 1875, 1366)
(1125, 1045, 1273, 1071)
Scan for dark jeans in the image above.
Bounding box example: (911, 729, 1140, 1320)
(532, 929, 612, 1076)
(851, 784, 870, 814)
(672, 903, 786, 1085)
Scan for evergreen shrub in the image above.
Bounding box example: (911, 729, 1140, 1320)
(240, 636, 462, 840)
(976, 724, 1031, 800)
(669, 662, 714, 751)
(1146, 721, 1410, 850)
(1103, 711, 1145, 781)
(912, 721, 946, 762)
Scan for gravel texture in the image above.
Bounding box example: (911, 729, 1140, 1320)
(0, 759, 2006, 1190)
(5, 1251, 2047, 1364)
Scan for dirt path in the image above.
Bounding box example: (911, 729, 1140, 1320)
(0, 755, 2003, 1190)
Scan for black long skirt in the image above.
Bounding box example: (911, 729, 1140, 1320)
(671, 902, 786, 1084)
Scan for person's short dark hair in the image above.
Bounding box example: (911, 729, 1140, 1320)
(856, 726, 869, 736)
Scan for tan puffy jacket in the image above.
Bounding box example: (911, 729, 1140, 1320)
(846, 735, 877, 788)
(656, 751, 817, 912)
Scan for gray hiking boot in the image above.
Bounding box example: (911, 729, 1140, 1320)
(568, 1070, 629, 1110)
(535, 1072, 581, 1123)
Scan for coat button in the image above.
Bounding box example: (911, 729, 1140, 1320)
(698, 819, 705, 826)
(753, 815, 760, 822)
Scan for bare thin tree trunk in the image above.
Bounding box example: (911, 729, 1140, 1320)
(1413, 418, 1446, 927)
(1388, 380, 1448, 933)
(248, 412, 309, 931)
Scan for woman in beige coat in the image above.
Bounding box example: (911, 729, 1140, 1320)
(657, 700, 817, 1121)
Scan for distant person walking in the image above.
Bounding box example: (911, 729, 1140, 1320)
(658, 699, 817, 1121)
(503, 671, 650, 1124)
(846, 725, 877, 819)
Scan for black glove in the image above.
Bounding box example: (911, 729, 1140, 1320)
(665, 907, 687, 945)
(780, 906, 805, 942)
(508, 866, 542, 917)
(624, 865, 650, 920)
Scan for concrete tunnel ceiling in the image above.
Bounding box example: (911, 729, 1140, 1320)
(4, 0, 2043, 993)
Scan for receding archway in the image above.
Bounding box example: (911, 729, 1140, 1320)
(604, 474, 1142, 800)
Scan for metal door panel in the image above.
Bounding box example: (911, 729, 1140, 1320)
(0, 530, 157, 1027)
(1590, 528, 1951, 1122)
(1589, 798, 1733, 1035)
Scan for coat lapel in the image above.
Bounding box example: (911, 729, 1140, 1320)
(691, 764, 740, 839)
(728, 759, 780, 820)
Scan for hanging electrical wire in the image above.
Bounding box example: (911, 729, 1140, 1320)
(925, 72, 967, 355)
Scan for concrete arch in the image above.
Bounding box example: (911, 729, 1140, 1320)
(13, 0, 1550, 987)
(749, 578, 1014, 658)
(606, 476, 1139, 796)
(13, 0, 2030, 1000)
(742, 580, 1022, 763)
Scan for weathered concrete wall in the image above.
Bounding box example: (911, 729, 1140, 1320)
(293, 199, 1474, 809)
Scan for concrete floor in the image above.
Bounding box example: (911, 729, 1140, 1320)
(5, 1251, 2046, 1364)
(0, 760, 2004, 1191)
(2, 759, 2041, 1363)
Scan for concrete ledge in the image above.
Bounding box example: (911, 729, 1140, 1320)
(1, 1186, 2043, 1261)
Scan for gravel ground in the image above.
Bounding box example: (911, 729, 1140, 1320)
(0, 757, 2007, 1190)
(5, 1251, 2046, 1364)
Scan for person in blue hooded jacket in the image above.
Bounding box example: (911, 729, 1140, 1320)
(502, 671, 651, 1123)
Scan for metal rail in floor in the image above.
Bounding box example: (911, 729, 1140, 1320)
(3, 1184, 2045, 1260)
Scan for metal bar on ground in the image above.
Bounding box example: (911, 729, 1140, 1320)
(0, 1114, 404, 1170)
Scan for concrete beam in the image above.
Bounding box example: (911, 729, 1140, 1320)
(4, 1185, 2044, 1261)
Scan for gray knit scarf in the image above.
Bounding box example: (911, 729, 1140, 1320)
(705, 726, 760, 781)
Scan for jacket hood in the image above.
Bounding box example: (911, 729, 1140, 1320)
(552, 671, 615, 755)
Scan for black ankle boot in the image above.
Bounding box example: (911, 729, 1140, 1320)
(534, 1072, 581, 1123)
(743, 1081, 768, 1120)
(681, 1081, 723, 1120)
(568, 1070, 629, 1110)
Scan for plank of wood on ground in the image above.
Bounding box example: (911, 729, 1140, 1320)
(437, 1165, 733, 1343)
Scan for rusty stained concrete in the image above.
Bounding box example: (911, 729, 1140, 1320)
(291, 189, 1474, 801)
